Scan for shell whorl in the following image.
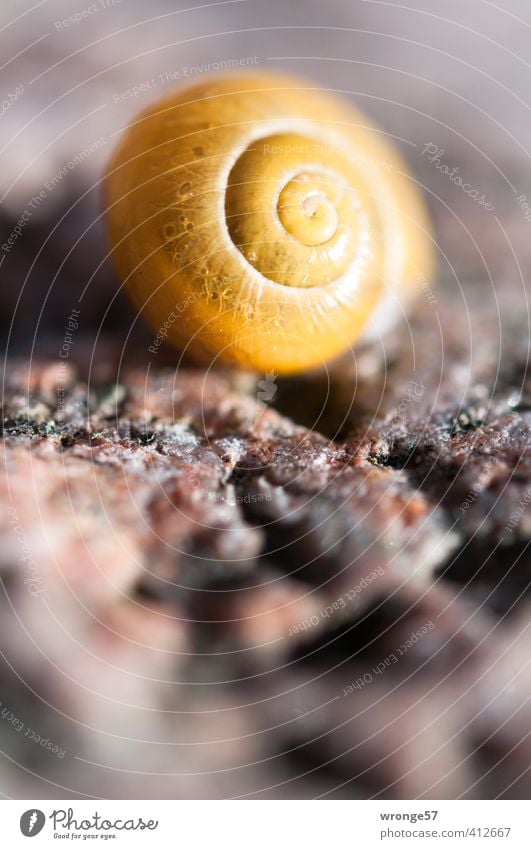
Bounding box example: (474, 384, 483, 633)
(104, 74, 433, 373)
(225, 133, 369, 289)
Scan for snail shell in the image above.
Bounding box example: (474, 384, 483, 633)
(104, 74, 433, 373)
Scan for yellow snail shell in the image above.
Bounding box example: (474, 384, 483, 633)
(104, 73, 434, 374)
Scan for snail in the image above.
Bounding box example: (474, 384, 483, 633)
(104, 73, 433, 374)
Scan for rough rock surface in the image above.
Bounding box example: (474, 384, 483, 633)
(1, 275, 530, 798)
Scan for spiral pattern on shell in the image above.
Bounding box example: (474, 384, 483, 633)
(104, 74, 434, 373)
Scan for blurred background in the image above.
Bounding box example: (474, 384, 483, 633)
(1, 0, 531, 801)
(2, 0, 531, 355)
